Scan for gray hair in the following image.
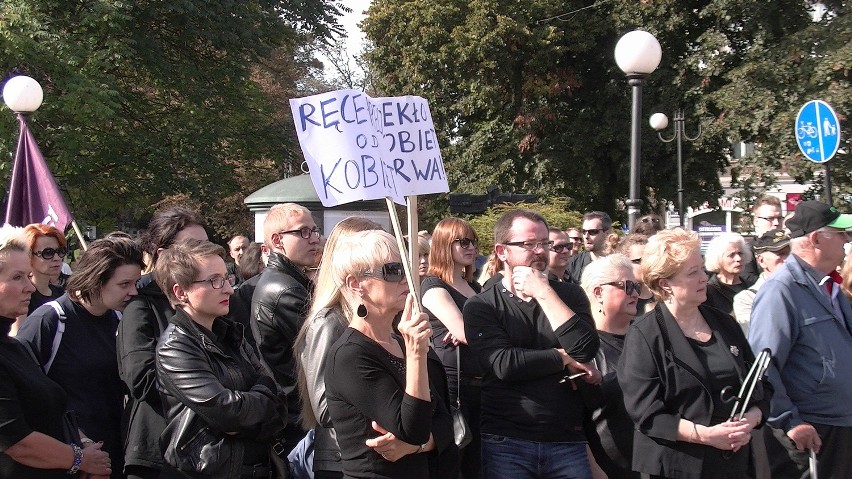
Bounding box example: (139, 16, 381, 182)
(704, 233, 752, 273)
(580, 254, 634, 298)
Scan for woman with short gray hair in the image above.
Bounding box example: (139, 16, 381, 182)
(703, 233, 754, 315)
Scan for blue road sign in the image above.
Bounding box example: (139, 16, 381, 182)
(795, 100, 841, 163)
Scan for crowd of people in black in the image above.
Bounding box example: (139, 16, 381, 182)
(0, 197, 850, 479)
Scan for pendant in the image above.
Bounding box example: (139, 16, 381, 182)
(730, 345, 740, 357)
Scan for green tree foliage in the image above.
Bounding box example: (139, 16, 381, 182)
(363, 0, 850, 222)
(0, 0, 346, 237)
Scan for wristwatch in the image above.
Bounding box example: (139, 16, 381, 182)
(68, 443, 83, 475)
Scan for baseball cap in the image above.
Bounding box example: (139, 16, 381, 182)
(786, 201, 852, 238)
(752, 229, 790, 253)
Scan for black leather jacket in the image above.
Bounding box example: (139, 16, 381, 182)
(116, 275, 174, 471)
(156, 309, 285, 476)
(250, 252, 313, 438)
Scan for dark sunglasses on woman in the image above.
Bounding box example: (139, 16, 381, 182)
(33, 247, 68, 260)
(603, 280, 642, 296)
(454, 238, 477, 249)
(363, 262, 405, 283)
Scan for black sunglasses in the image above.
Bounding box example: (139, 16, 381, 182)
(551, 243, 571, 253)
(362, 262, 405, 283)
(33, 247, 68, 260)
(603, 280, 642, 295)
(641, 217, 661, 224)
(454, 238, 477, 249)
(582, 229, 602, 236)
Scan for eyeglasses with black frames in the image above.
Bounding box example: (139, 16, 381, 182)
(602, 280, 642, 296)
(362, 262, 405, 283)
(192, 274, 237, 289)
(503, 240, 554, 251)
(454, 238, 477, 249)
(33, 247, 68, 260)
(278, 226, 322, 239)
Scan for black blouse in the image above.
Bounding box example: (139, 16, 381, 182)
(0, 317, 68, 479)
(421, 276, 481, 377)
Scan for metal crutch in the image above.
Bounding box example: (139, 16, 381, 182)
(809, 448, 818, 479)
(723, 348, 772, 421)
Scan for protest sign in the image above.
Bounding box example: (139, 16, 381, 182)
(290, 90, 449, 207)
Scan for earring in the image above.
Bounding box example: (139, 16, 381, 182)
(357, 304, 368, 318)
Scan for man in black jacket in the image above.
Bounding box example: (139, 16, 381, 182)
(464, 209, 601, 479)
(251, 203, 321, 454)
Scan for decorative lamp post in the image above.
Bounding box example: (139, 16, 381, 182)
(615, 30, 662, 230)
(2, 75, 44, 113)
(650, 111, 701, 227)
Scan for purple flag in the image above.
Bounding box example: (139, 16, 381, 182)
(3, 114, 73, 232)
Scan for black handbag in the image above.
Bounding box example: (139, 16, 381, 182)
(452, 347, 473, 449)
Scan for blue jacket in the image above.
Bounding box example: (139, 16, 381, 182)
(749, 254, 852, 430)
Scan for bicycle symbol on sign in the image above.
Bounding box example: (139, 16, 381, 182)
(797, 121, 818, 140)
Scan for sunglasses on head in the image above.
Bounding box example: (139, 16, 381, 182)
(454, 238, 477, 249)
(362, 262, 405, 283)
(602, 280, 642, 295)
(551, 243, 571, 253)
(33, 247, 68, 260)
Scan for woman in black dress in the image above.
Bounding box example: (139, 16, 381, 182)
(420, 217, 481, 478)
(618, 228, 770, 479)
(324, 230, 458, 479)
(154, 239, 284, 478)
(579, 254, 641, 479)
(0, 225, 111, 478)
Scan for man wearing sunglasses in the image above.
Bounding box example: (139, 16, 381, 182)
(547, 227, 572, 282)
(464, 209, 601, 479)
(250, 203, 322, 457)
(565, 211, 612, 284)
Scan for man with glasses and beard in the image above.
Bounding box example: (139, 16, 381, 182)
(565, 211, 612, 284)
(251, 203, 321, 456)
(464, 209, 601, 479)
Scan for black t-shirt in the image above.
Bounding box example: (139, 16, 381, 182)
(421, 276, 481, 377)
(28, 284, 64, 315)
(0, 318, 67, 479)
(463, 280, 599, 442)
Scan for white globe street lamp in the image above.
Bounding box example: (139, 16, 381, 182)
(2, 75, 44, 113)
(615, 30, 661, 230)
(650, 111, 702, 227)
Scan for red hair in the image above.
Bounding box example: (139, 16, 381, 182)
(22, 224, 67, 252)
(426, 218, 477, 283)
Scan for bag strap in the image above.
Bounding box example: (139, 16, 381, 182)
(455, 346, 462, 408)
(43, 300, 67, 374)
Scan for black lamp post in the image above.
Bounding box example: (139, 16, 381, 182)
(615, 30, 662, 231)
(650, 110, 702, 227)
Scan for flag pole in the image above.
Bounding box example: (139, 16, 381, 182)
(71, 220, 88, 251)
(385, 197, 421, 312)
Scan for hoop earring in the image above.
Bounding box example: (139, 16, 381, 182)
(357, 304, 368, 318)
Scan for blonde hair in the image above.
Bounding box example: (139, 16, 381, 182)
(642, 228, 701, 301)
(296, 229, 398, 428)
(704, 233, 752, 273)
(262, 203, 312, 248)
(0, 224, 28, 274)
(580, 254, 634, 299)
